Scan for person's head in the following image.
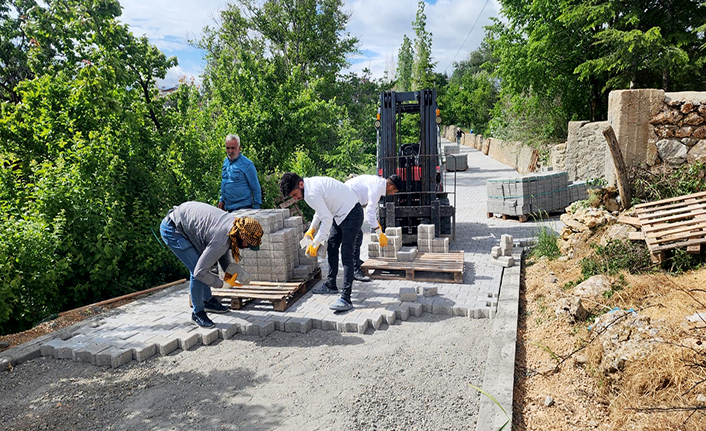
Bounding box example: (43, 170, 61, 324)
(229, 216, 264, 262)
(280, 172, 304, 201)
(386, 174, 403, 195)
(225, 134, 241, 161)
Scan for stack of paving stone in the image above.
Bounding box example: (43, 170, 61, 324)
(227, 209, 318, 282)
(491, 234, 515, 267)
(443, 144, 468, 172)
(417, 223, 449, 253)
(368, 227, 403, 259)
(486, 171, 587, 217)
(568, 180, 590, 203)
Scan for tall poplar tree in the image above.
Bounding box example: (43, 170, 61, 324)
(396, 35, 413, 91)
(411, 0, 436, 90)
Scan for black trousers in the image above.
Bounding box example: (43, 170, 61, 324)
(326, 203, 364, 301)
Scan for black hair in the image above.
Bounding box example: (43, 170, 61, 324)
(388, 174, 403, 192)
(280, 172, 303, 197)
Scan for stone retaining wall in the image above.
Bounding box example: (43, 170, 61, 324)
(441, 125, 539, 174)
(560, 89, 706, 183)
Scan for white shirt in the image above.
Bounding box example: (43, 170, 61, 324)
(345, 175, 386, 229)
(304, 177, 358, 245)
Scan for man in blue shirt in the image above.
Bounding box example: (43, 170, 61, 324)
(218, 134, 262, 211)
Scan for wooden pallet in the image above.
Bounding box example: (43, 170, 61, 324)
(361, 251, 465, 283)
(634, 191, 706, 263)
(487, 213, 528, 223)
(211, 268, 321, 311)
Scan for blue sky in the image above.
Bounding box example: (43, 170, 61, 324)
(117, 0, 501, 88)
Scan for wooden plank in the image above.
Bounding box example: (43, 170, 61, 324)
(640, 208, 706, 226)
(635, 197, 706, 216)
(618, 215, 643, 228)
(362, 251, 464, 284)
(628, 231, 645, 241)
(637, 203, 705, 221)
(634, 190, 706, 209)
(602, 126, 632, 209)
(642, 216, 706, 235)
(652, 237, 706, 252)
(687, 244, 701, 254)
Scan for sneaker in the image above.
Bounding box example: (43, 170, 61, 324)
(192, 311, 215, 328)
(204, 297, 229, 313)
(353, 269, 371, 282)
(312, 281, 338, 294)
(329, 297, 353, 311)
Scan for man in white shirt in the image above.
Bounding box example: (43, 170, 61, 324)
(345, 174, 403, 281)
(280, 172, 363, 312)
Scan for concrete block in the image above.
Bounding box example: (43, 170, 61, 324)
(491, 246, 501, 258)
(337, 316, 369, 333)
(432, 303, 453, 315)
(385, 227, 402, 238)
(40, 338, 65, 357)
(125, 341, 158, 362)
(265, 315, 290, 332)
(396, 246, 418, 262)
(95, 347, 132, 368)
(431, 237, 449, 253)
(491, 256, 515, 267)
(285, 317, 313, 334)
(399, 287, 418, 302)
(194, 327, 220, 345)
(362, 313, 384, 330)
(293, 265, 313, 279)
(174, 331, 200, 350)
(321, 316, 344, 331)
(422, 286, 438, 297)
(407, 302, 423, 317)
(368, 242, 380, 258)
(417, 224, 435, 240)
(252, 320, 275, 337)
(417, 239, 432, 253)
(389, 304, 410, 321)
(0, 357, 10, 371)
(380, 309, 397, 325)
(284, 216, 303, 228)
(73, 342, 110, 364)
(145, 335, 179, 356)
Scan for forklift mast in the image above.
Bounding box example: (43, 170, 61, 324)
(375, 89, 455, 243)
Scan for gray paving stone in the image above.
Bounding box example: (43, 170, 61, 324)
(284, 316, 313, 334)
(173, 330, 200, 350)
(95, 347, 132, 368)
(145, 335, 179, 356)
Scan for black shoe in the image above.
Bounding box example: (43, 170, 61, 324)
(313, 281, 338, 294)
(192, 311, 215, 328)
(354, 270, 371, 282)
(204, 297, 229, 314)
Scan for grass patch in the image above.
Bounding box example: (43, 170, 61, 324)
(530, 225, 560, 260)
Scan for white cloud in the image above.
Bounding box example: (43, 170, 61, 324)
(119, 0, 502, 86)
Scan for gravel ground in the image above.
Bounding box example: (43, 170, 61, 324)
(1, 314, 491, 430)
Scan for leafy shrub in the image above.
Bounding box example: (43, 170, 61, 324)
(629, 163, 706, 204)
(530, 226, 560, 260)
(580, 239, 652, 278)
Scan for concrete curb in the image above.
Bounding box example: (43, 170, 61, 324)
(476, 249, 522, 431)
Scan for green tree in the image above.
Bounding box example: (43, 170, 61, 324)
(0, 0, 36, 103)
(0, 0, 182, 333)
(396, 35, 413, 91)
(411, 0, 436, 90)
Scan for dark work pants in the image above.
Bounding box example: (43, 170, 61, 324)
(353, 229, 364, 272)
(326, 203, 364, 302)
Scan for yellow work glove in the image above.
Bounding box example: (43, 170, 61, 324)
(223, 272, 242, 288)
(305, 226, 316, 240)
(378, 232, 389, 248)
(306, 242, 320, 257)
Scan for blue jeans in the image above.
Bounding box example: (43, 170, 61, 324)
(326, 204, 364, 302)
(160, 216, 212, 314)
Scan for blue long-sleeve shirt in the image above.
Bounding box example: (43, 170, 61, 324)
(219, 154, 262, 211)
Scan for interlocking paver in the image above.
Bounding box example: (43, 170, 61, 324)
(12, 139, 564, 369)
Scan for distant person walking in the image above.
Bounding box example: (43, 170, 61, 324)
(160, 201, 263, 327)
(218, 134, 262, 211)
(455, 128, 464, 145)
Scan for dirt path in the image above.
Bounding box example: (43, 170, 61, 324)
(1, 314, 491, 430)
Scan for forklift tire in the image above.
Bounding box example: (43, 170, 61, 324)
(439, 197, 452, 235)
